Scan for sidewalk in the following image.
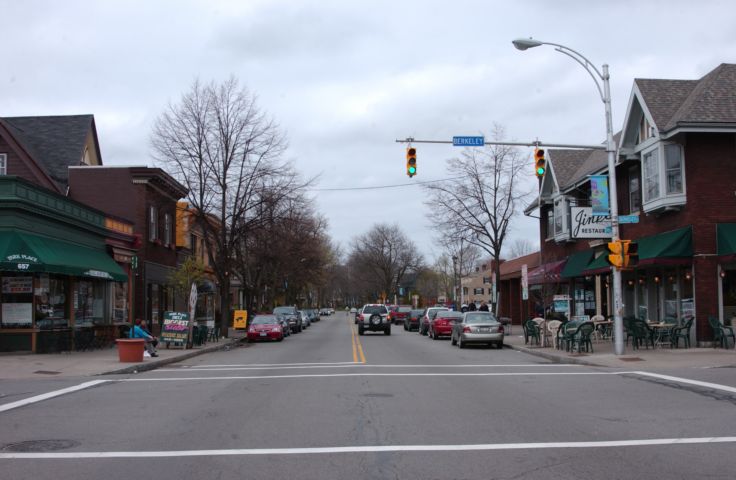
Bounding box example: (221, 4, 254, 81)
(0, 338, 245, 380)
(504, 329, 736, 369)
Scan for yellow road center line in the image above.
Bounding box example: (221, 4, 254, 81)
(356, 334, 366, 364)
(350, 322, 358, 363)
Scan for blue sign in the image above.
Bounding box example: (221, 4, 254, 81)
(618, 215, 640, 224)
(590, 175, 610, 215)
(453, 136, 485, 147)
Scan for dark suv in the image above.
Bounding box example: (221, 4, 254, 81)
(273, 306, 302, 333)
(358, 304, 390, 335)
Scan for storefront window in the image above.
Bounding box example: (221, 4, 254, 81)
(149, 283, 160, 325)
(1, 275, 34, 328)
(75, 279, 106, 326)
(681, 268, 694, 319)
(35, 275, 68, 329)
(112, 282, 128, 324)
(663, 269, 678, 320)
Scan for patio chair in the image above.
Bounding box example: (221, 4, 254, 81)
(569, 322, 595, 353)
(546, 320, 562, 348)
(198, 325, 209, 345)
(590, 314, 605, 342)
(671, 316, 693, 349)
(630, 320, 654, 350)
(708, 316, 735, 349)
(558, 320, 581, 352)
(524, 319, 541, 346)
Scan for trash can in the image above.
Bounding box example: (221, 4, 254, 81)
(116, 339, 145, 362)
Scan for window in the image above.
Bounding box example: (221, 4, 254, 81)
(640, 143, 686, 210)
(642, 148, 659, 202)
(163, 213, 172, 246)
(112, 282, 128, 324)
(473, 288, 484, 295)
(148, 206, 158, 242)
(190, 234, 197, 256)
(665, 144, 683, 194)
(638, 116, 653, 144)
(75, 279, 106, 326)
(0, 153, 6, 175)
(546, 209, 554, 239)
(629, 166, 641, 213)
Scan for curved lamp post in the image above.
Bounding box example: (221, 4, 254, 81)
(512, 37, 624, 355)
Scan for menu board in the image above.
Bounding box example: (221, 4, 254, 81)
(2, 277, 33, 294)
(161, 311, 190, 344)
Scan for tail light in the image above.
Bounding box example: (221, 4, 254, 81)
(360, 314, 365, 321)
(463, 326, 473, 333)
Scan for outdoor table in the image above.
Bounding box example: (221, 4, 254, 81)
(593, 320, 613, 342)
(649, 323, 675, 348)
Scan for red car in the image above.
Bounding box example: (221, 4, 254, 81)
(388, 305, 412, 325)
(429, 311, 463, 340)
(247, 314, 284, 342)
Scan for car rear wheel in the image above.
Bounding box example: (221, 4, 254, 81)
(358, 325, 364, 335)
(496, 342, 504, 349)
(403, 323, 408, 331)
(385, 326, 391, 335)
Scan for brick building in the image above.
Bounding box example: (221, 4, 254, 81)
(526, 63, 736, 346)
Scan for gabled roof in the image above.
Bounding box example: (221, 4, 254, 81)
(1, 115, 99, 191)
(635, 63, 736, 132)
(548, 149, 592, 191)
(499, 251, 540, 280)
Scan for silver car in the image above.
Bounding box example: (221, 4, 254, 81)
(451, 311, 505, 349)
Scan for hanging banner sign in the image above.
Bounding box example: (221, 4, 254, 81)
(571, 207, 612, 239)
(590, 175, 610, 215)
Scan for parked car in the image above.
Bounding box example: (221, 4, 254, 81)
(349, 307, 357, 314)
(247, 314, 284, 342)
(404, 309, 424, 331)
(429, 311, 463, 340)
(273, 306, 302, 333)
(357, 304, 391, 335)
(320, 308, 331, 316)
(451, 311, 505, 349)
(388, 305, 412, 325)
(419, 307, 449, 336)
(299, 310, 310, 328)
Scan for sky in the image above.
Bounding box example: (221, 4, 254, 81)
(2, 0, 736, 263)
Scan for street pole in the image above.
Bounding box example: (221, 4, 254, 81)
(513, 38, 625, 355)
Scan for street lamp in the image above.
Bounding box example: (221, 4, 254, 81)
(512, 37, 625, 355)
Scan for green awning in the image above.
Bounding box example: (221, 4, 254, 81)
(717, 224, 736, 257)
(582, 252, 611, 275)
(637, 226, 693, 265)
(561, 250, 595, 278)
(0, 232, 127, 281)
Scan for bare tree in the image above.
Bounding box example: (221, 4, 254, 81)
(424, 124, 531, 313)
(151, 77, 303, 334)
(348, 223, 423, 302)
(508, 238, 536, 259)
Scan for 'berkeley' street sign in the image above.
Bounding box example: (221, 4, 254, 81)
(453, 136, 484, 147)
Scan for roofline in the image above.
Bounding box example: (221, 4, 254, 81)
(0, 119, 64, 194)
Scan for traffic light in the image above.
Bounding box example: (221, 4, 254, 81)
(406, 147, 417, 177)
(622, 240, 638, 268)
(606, 241, 624, 268)
(607, 240, 639, 268)
(534, 148, 546, 177)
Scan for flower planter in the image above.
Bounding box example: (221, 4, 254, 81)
(116, 338, 145, 362)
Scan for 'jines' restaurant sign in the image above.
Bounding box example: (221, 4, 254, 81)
(570, 207, 612, 239)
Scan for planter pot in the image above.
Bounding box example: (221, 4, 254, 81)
(116, 339, 145, 362)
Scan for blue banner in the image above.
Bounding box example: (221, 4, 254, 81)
(590, 175, 610, 215)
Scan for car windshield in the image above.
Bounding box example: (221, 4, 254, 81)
(410, 310, 424, 317)
(437, 312, 463, 320)
(273, 307, 295, 315)
(465, 312, 497, 324)
(363, 305, 387, 315)
(398, 307, 412, 313)
(251, 315, 278, 324)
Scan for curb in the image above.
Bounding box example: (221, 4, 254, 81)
(98, 338, 247, 376)
(505, 343, 605, 367)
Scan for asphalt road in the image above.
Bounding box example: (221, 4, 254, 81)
(1, 311, 735, 479)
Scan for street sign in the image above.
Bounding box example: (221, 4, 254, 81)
(452, 136, 484, 147)
(618, 215, 640, 224)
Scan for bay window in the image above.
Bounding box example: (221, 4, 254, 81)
(640, 142, 686, 211)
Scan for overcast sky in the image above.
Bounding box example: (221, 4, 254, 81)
(3, 0, 735, 262)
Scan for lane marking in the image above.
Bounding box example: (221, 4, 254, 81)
(183, 362, 360, 368)
(157, 364, 583, 372)
(121, 372, 619, 382)
(349, 318, 366, 364)
(3, 437, 735, 459)
(0, 380, 108, 414)
(622, 371, 736, 394)
(351, 325, 358, 363)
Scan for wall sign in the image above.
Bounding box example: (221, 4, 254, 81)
(2, 276, 33, 294)
(570, 207, 612, 239)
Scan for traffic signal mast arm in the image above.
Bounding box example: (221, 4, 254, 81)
(395, 137, 606, 150)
